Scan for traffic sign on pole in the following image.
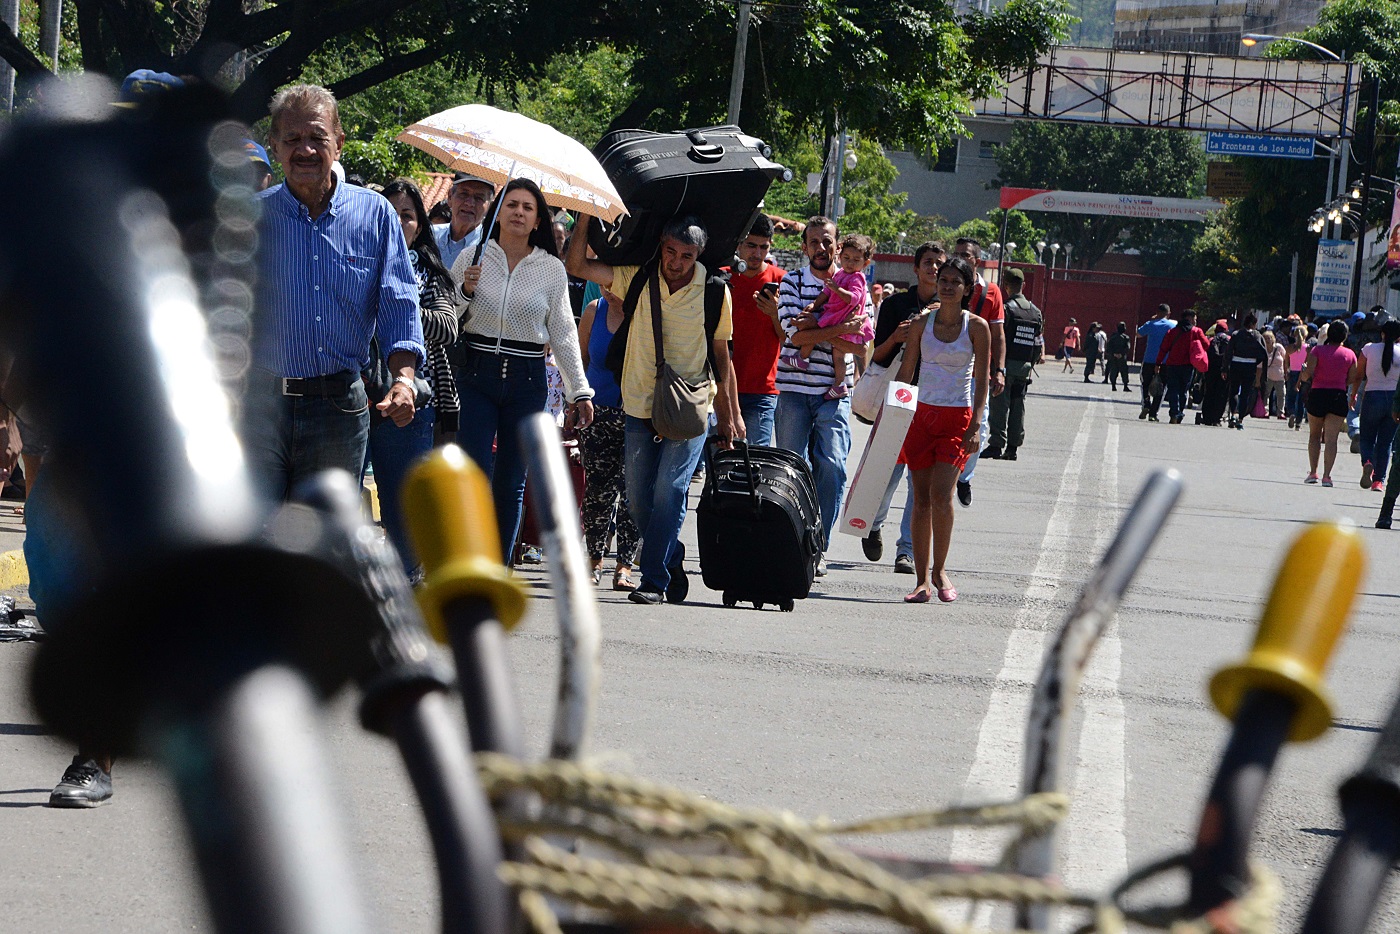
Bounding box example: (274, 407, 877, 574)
(1206, 132, 1315, 159)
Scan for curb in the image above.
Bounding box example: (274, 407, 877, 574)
(0, 548, 27, 590)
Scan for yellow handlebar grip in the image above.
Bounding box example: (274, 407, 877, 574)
(1209, 521, 1365, 742)
(403, 445, 527, 642)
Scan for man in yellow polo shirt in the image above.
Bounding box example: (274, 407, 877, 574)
(568, 215, 743, 605)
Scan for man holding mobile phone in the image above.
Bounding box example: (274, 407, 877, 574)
(722, 214, 786, 445)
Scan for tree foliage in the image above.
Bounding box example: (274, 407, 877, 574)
(0, 0, 1071, 140)
(992, 123, 1206, 270)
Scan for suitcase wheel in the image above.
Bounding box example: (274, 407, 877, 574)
(779, 599, 794, 613)
(723, 592, 737, 608)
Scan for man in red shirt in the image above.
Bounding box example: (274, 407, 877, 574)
(723, 215, 786, 445)
(950, 238, 1005, 506)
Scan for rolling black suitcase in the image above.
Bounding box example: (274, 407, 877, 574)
(696, 439, 823, 612)
(590, 126, 790, 271)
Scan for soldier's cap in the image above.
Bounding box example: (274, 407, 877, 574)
(1003, 268, 1025, 284)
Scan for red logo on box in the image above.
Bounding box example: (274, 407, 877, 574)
(895, 388, 913, 404)
(849, 518, 867, 530)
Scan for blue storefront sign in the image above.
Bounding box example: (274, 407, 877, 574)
(1206, 132, 1315, 159)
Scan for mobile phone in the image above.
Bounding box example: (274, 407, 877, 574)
(760, 281, 780, 297)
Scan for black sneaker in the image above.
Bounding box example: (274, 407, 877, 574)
(1377, 513, 1393, 530)
(861, 529, 883, 562)
(1004, 448, 1018, 461)
(957, 480, 973, 508)
(49, 757, 112, 808)
(665, 543, 689, 603)
(1148, 414, 1159, 422)
(628, 587, 665, 605)
(1139, 409, 1148, 420)
(981, 447, 1003, 460)
(893, 554, 915, 574)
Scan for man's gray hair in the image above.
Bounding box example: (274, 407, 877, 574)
(269, 84, 342, 136)
(661, 215, 708, 252)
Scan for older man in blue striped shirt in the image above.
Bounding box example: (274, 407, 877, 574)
(247, 84, 425, 501)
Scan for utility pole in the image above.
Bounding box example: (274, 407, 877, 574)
(831, 124, 848, 221)
(726, 0, 753, 126)
(39, 0, 61, 70)
(1290, 252, 1299, 317)
(0, 0, 17, 110)
(1347, 77, 1379, 317)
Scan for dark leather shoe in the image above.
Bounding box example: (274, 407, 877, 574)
(665, 543, 689, 603)
(1004, 448, 1018, 461)
(957, 480, 973, 508)
(49, 757, 112, 808)
(981, 447, 1003, 460)
(628, 587, 665, 605)
(861, 529, 883, 561)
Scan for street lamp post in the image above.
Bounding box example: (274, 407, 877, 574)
(1063, 244, 1073, 270)
(1036, 240, 1047, 265)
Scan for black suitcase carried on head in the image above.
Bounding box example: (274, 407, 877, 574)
(696, 439, 823, 612)
(590, 125, 790, 271)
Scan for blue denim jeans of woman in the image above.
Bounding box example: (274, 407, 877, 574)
(1163, 365, 1194, 422)
(624, 416, 706, 593)
(1285, 370, 1300, 420)
(1358, 389, 1398, 482)
(737, 393, 778, 447)
(455, 349, 547, 561)
(367, 405, 436, 572)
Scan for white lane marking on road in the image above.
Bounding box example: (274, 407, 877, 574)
(949, 403, 1097, 879)
(1062, 420, 1128, 900)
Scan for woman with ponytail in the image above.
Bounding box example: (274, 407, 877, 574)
(1353, 319, 1400, 491)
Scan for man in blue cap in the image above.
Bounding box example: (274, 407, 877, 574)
(243, 139, 274, 192)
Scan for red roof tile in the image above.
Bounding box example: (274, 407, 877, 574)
(420, 172, 455, 210)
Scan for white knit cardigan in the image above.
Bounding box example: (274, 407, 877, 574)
(450, 240, 593, 402)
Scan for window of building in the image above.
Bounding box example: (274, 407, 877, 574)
(979, 140, 1001, 160)
(931, 139, 958, 173)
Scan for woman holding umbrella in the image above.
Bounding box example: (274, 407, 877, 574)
(454, 177, 594, 559)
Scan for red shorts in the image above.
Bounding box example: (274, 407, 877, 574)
(899, 403, 973, 472)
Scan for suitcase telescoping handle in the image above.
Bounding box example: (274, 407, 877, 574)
(704, 436, 763, 516)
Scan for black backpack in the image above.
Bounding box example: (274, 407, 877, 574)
(603, 260, 729, 388)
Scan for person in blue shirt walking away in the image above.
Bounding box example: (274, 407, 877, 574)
(1137, 304, 1175, 422)
(247, 83, 425, 502)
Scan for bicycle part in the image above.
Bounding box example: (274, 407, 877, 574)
(404, 446, 527, 760)
(9, 84, 380, 934)
(1301, 685, 1400, 934)
(293, 470, 511, 934)
(1186, 521, 1364, 914)
(1015, 469, 1182, 931)
(520, 413, 601, 762)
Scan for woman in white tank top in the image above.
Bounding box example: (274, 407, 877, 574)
(894, 256, 990, 604)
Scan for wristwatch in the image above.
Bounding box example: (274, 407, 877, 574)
(996, 367, 1007, 374)
(393, 375, 417, 392)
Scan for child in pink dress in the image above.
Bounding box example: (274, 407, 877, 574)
(789, 234, 876, 400)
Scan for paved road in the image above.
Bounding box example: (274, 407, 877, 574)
(2, 369, 1397, 933)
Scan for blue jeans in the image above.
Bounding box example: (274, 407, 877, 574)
(738, 393, 778, 447)
(367, 405, 436, 572)
(1359, 390, 1398, 481)
(959, 399, 991, 483)
(624, 416, 706, 592)
(243, 374, 371, 503)
(1285, 370, 1302, 420)
(872, 462, 914, 559)
(455, 350, 547, 560)
(775, 391, 851, 551)
(1163, 365, 1194, 421)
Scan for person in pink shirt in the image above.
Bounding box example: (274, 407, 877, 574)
(1060, 318, 1080, 373)
(788, 233, 876, 400)
(1299, 319, 1357, 486)
(1285, 320, 1309, 429)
